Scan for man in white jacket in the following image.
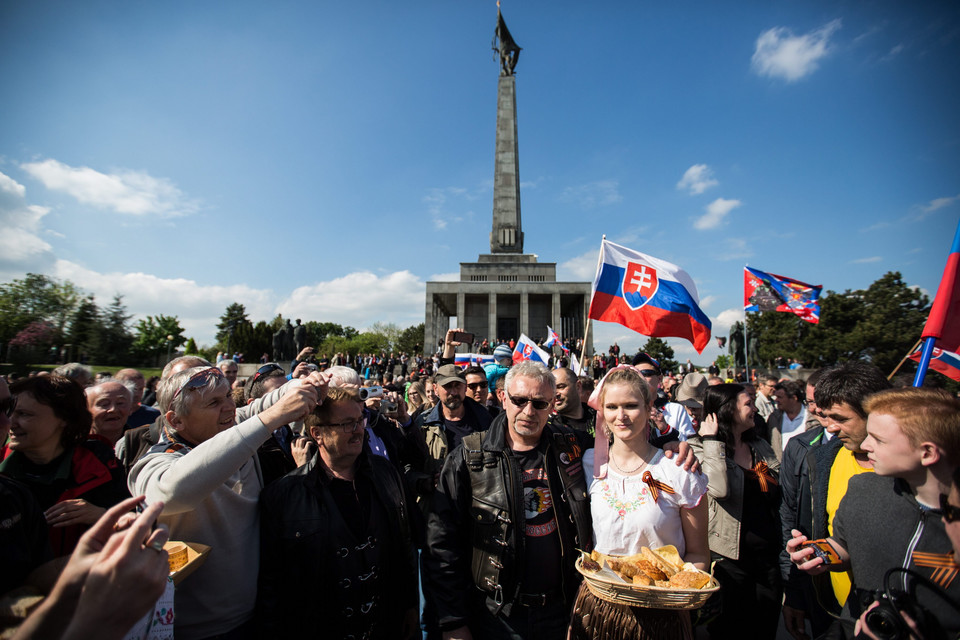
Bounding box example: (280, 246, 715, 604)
(129, 365, 329, 640)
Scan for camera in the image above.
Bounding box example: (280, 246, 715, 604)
(359, 386, 383, 401)
(654, 390, 669, 410)
(862, 569, 951, 640)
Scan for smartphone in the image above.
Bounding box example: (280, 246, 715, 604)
(801, 539, 841, 565)
(452, 331, 474, 344)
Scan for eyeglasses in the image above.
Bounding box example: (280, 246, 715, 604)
(638, 369, 660, 378)
(321, 416, 368, 433)
(466, 382, 487, 391)
(941, 493, 960, 523)
(507, 395, 551, 411)
(250, 363, 284, 384)
(173, 368, 224, 399)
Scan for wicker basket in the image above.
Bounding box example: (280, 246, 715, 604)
(576, 556, 720, 610)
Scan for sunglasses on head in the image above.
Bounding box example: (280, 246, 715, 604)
(941, 493, 960, 523)
(507, 395, 551, 411)
(173, 367, 224, 399)
(250, 363, 284, 384)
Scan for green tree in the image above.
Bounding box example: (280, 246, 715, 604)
(95, 295, 133, 364)
(132, 315, 186, 366)
(216, 303, 250, 353)
(0, 273, 80, 357)
(746, 271, 929, 374)
(69, 295, 101, 362)
(184, 337, 199, 355)
(639, 337, 678, 374)
(396, 323, 425, 354)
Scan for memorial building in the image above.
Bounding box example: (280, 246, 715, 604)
(423, 10, 592, 353)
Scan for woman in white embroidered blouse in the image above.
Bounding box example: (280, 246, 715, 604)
(570, 366, 710, 640)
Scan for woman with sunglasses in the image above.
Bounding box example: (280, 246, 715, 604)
(688, 383, 781, 639)
(0, 375, 129, 556)
(570, 366, 709, 640)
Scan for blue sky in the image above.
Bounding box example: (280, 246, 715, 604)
(1, 0, 958, 362)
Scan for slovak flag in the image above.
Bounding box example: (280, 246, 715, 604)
(588, 239, 712, 353)
(908, 344, 960, 382)
(453, 353, 495, 368)
(513, 333, 551, 365)
(544, 326, 569, 352)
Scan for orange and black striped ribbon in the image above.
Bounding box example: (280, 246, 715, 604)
(753, 460, 778, 493)
(912, 551, 957, 589)
(642, 471, 676, 503)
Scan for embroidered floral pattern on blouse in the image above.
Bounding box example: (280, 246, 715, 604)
(599, 480, 648, 519)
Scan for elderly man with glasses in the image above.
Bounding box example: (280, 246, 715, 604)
(128, 365, 329, 640)
(423, 360, 592, 640)
(257, 386, 418, 639)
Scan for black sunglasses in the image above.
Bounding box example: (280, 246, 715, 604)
(507, 395, 551, 411)
(251, 363, 284, 383)
(466, 382, 487, 391)
(941, 493, 960, 523)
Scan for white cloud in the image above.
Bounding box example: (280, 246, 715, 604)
(699, 295, 717, 309)
(850, 256, 882, 264)
(277, 271, 425, 332)
(0, 170, 26, 198)
(881, 44, 904, 62)
(423, 187, 474, 230)
(429, 271, 460, 282)
(558, 248, 601, 281)
(713, 308, 743, 333)
(0, 172, 55, 274)
(21, 158, 200, 217)
(50, 260, 275, 345)
(559, 180, 623, 209)
(676, 164, 718, 195)
(752, 19, 842, 82)
(694, 197, 742, 230)
(910, 194, 960, 221)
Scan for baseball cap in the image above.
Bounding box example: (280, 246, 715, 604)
(435, 364, 466, 386)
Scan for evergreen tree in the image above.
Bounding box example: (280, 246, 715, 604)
(69, 295, 101, 362)
(96, 295, 133, 364)
(639, 337, 678, 374)
(216, 303, 250, 352)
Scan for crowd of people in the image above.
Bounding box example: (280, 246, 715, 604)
(1, 330, 958, 640)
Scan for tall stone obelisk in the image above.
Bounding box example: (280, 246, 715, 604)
(490, 9, 523, 254)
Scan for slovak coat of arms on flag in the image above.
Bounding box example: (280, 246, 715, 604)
(622, 261, 659, 310)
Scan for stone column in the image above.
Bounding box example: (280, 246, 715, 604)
(552, 292, 561, 333)
(489, 292, 498, 344)
(457, 292, 465, 333)
(424, 291, 435, 356)
(520, 292, 529, 339)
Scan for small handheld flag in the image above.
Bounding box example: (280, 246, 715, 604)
(588, 239, 711, 353)
(512, 333, 551, 365)
(914, 221, 960, 386)
(544, 326, 570, 352)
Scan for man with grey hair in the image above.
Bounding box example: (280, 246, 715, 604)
(115, 367, 160, 429)
(129, 365, 330, 640)
(216, 358, 239, 387)
(52, 362, 93, 388)
(424, 361, 591, 639)
(86, 380, 133, 446)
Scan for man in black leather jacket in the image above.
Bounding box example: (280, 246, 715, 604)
(257, 387, 418, 639)
(422, 361, 592, 640)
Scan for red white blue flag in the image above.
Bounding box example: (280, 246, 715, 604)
(908, 344, 960, 382)
(588, 239, 712, 353)
(453, 353, 495, 368)
(512, 333, 551, 365)
(744, 266, 822, 324)
(544, 326, 569, 352)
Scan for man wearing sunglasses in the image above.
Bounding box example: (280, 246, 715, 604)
(788, 387, 960, 638)
(258, 386, 418, 639)
(424, 360, 591, 640)
(129, 364, 329, 640)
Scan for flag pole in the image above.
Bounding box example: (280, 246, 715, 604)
(743, 264, 749, 380)
(888, 338, 922, 381)
(580, 235, 606, 375)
